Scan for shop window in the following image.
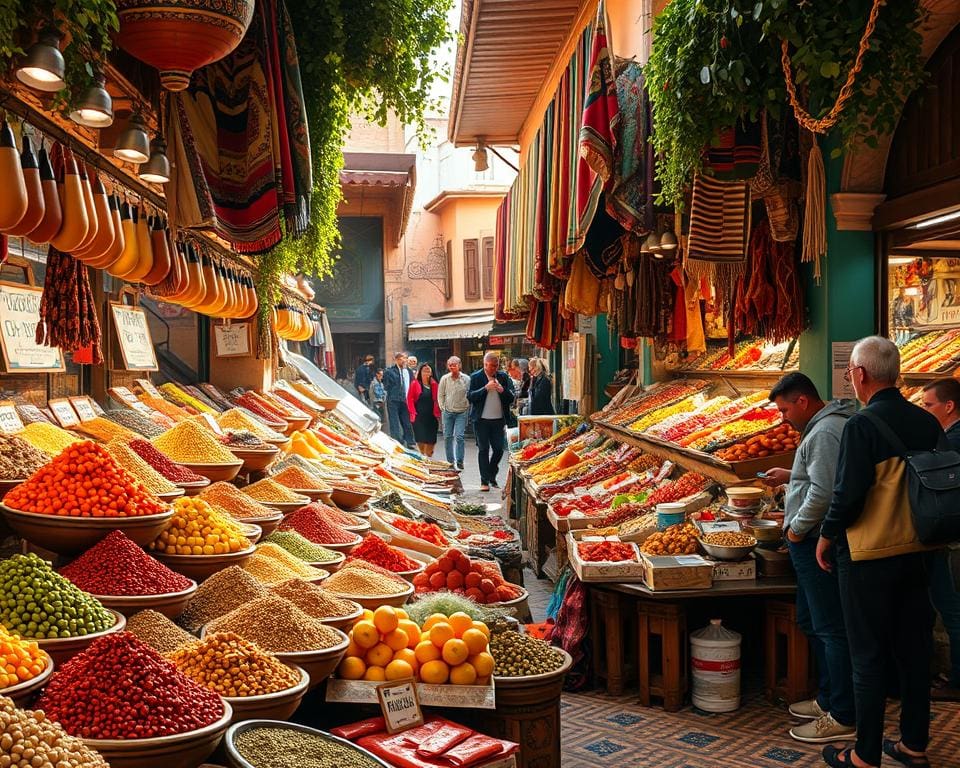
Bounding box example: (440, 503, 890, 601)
(464, 238, 480, 300)
(481, 236, 494, 300)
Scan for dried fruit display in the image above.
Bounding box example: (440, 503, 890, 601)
(714, 423, 800, 462)
(577, 541, 638, 563)
(640, 522, 699, 556)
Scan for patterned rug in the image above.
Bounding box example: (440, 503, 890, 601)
(559, 689, 960, 767)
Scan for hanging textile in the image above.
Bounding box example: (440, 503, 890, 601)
(704, 119, 762, 180)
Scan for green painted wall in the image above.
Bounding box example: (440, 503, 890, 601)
(595, 313, 619, 407)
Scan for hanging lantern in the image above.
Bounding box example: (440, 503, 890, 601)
(115, 0, 255, 91)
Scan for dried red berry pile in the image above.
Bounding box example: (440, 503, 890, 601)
(390, 516, 448, 547)
(348, 534, 419, 572)
(412, 548, 522, 603)
(577, 541, 638, 563)
(279, 505, 355, 545)
(60, 530, 193, 596)
(37, 631, 224, 739)
(128, 438, 205, 483)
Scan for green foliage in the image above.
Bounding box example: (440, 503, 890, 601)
(644, 0, 925, 206)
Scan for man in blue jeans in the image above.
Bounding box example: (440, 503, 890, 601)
(438, 356, 469, 470)
(765, 373, 856, 743)
(467, 352, 515, 492)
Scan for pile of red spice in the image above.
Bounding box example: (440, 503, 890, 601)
(37, 631, 224, 739)
(60, 530, 193, 595)
(279, 505, 355, 544)
(300, 501, 361, 528)
(128, 438, 205, 483)
(348, 534, 419, 572)
(577, 541, 637, 563)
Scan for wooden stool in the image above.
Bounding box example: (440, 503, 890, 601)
(764, 599, 813, 704)
(590, 588, 628, 695)
(637, 601, 687, 712)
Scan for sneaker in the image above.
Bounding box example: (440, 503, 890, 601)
(789, 698, 827, 720)
(789, 714, 856, 744)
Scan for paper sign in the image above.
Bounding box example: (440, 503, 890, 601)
(376, 679, 423, 734)
(135, 379, 161, 398)
(48, 398, 80, 428)
(831, 341, 857, 400)
(111, 304, 158, 371)
(0, 282, 65, 373)
(214, 323, 252, 358)
(109, 387, 156, 416)
(69, 396, 98, 423)
(0, 402, 23, 434)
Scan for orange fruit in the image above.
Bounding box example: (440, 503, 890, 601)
(338, 656, 366, 680)
(398, 620, 421, 648)
(385, 659, 415, 681)
(422, 613, 448, 631)
(395, 608, 409, 620)
(476, 675, 490, 685)
(441, 638, 469, 666)
(415, 641, 441, 664)
(373, 606, 399, 634)
(365, 642, 393, 668)
(461, 628, 488, 656)
(429, 622, 455, 649)
(448, 612, 474, 638)
(471, 621, 491, 638)
(449, 662, 477, 686)
(470, 652, 495, 677)
(345, 639, 365, 658)
(383, 628, 409, 652)
(352, 621, 379, 650)
(420, 659, 450, 684)
(393, 648, 419, 674)
(362, 609, 375, 622)
(363, 665, 386, 681)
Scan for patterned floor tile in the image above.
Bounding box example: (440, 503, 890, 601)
(678, 732, 720, 747)
(763, 747, 806, 764)
(582, 738, 626, 757)
(607, 712, 644, 726)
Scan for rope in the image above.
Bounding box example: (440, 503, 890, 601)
(801, 138, 826, 282)
(780, 0, 884, 134)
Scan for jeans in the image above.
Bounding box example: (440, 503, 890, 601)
(442, 410, 467, 465)
(386, 400, 415, 447)
(787, 535, 855, 725)
(475, 417, 505, 484)
(836, 545, 934, 766)
(929, 547, 960, 686)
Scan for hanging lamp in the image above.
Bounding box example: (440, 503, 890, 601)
(69, 72, 113, 128)
(139, 134, 170, 183)
(16, 26, 65, 92)
(114, 111, 150, 163)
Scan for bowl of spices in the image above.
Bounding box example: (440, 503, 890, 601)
(698, 530, 758, 561)
(225, 721, 392, 768)
(262, 530, 345, 572)
(199, 482, 285, 536)
(279, 505, 364, 553)
(228, 445, 281, 474)
(152, 421, 245, 482)
(322, 561, 415, 609)
(348, 534, 426, 582)
(0, 627, 54, 706)
(0, 433, 50, 495)
(268, 579, 363, 631)
(242, 478, 311, 513)
(330, 486, 374, 511)
(490, 628, 572, 683)
(127, 438, 212, 496)
(126, 609, 196, 655)
(242, 543, 329, 586)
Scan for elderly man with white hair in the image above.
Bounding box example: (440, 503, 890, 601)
(438, 356, 469, 469)
(467, 351, 515, 492)
(817, 336, 946, 768)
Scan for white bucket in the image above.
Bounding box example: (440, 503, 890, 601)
(690, 618, 741, 713)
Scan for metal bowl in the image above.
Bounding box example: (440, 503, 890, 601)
(699, 536, 757, 561)
(224, 720, 391, 768)
(92, 580, 199, 619)
(36, 609, 126, 665)
(155, 545, 257, 582)
(1, 651, 53, 706)
(83, 701, 232, 768)
(743, 518, 783, 543)
(223, 665, 309, 724)
(0, 504, 174, 555)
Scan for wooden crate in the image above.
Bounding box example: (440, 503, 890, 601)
(545, 504, 598, 533)
(640, 554, 714, 591)
(567, 532, 645, 583)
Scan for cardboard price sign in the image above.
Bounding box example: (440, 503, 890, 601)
(213, 323, 252, 358)
(0, 402, 23, 434)
(48, 398, 80, 428)
(0, 282, 65, 373)
(69, 397, 99, 423)
(376, 679, 423, 734)
(111, 304, 158, 371)
(134, 379, 162, 398)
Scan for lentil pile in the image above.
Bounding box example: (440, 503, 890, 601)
(4, 441, 166, 518)
(149, 496, 250, 555)
(349, 534, 420, 572)
(103, 409, 165, 438)
(243, 545, 326, 585)
(0, 696, 109, 767)
(233, 727, 381, 768)
(177, 565, 267, 632)
(36, 632, 224, 739)
(218, 430, 266, 448)
(128, 438, 205, 483)
(490, 629, 565, 677)
(263, 530, 339, 563)
(0, 626, 47, 688)
(18, 421, 81, 456)
(243, 478, 310, 505)
(75, 416, 137, 443)
(0, 434, 48, 480)
(206, 594, 343, 653)
(140, 393, 189, 421)
(107, 438, 178, 494)
(126, 610, 195, 654)
(269, 579, 359, 619)
(167, 632, 300, 697)
(217, 408, 285, 441)
(152, 420, 237, 464)
(60, 530, 193, 596)
(279, 505, 356, 545)
(323, 560, 408, 597)
(0, 554, 114, 638)
(200, 481, 275, 519)
(268, 454, 325, 479)
(270, 466, 328, 490)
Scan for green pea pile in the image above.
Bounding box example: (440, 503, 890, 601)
(489, 627, 565, 677)
(263, 530, 339, 563)
(0, 553, 113, 639)
(234, 727, 381, 768)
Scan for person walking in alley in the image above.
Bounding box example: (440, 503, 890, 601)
(527, 357, 555, 416)
(408, 363, 440, 456)
(353, 355, 375, 402)
(818, 336, 944, 768)
(371, 368, 387, 426)
(467, 351, 515, 492)
(438, 356, 469, 470)
(383, 352, 416, 448)
(764, 373, 856, 744)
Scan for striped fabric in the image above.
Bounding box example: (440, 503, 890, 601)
(686, 174, 752, 266)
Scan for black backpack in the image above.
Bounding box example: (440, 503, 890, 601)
(861, 410, 960, 546)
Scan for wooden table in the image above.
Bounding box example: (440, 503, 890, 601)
(522, 476, 555, 579)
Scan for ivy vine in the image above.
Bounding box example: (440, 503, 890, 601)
(644, 0, 925, 206)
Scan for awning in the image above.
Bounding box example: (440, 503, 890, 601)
(407, 313, 495, 341)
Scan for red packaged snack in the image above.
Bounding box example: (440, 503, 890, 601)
(415, 722, 472, 757)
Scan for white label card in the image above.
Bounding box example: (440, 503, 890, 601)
(376, 680, 423, 734)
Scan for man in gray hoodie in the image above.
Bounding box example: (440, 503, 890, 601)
(765, 373, 856, 744)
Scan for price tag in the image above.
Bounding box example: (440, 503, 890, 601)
(109, 386, 140, 407)
(0, 402, 23, 434)
(69, 397, 99, 423)
(198, 413, 223, 434)
(376, 679, 423, 734)
(110, 304, 158, 371)
(135, 379, 162, 398)
(213, 322, 252, 358)
(48, 398, 80, 427)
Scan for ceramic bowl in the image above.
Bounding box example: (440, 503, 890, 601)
(36, 609, 126, 665)
(313, 531, 363, 554)
(1, 651, 53, 706)
(0, 504, 174, 555)
(330, 487, 373, 510)
(307, 550, 345, 572)
(229, 446, 280, 473)
(156, 488, 186, 503)
(177, 478, 211, 497)
(316, 601, 363, 631)
(224, 720, 390, 768)
(237, 512, 283, 537)
(223, 666, 309, 724)
(0, 478, 25, 496)
(258, 499, 310, 514)
(325, 582, 414, 610)
(155, 545, 257, 582)
(238, 523, 263, 546)
(92, 580, 198, 619)
(493, 647, 573, 688)
(285, 416, 312, 433)
(179, 461, 244, 483)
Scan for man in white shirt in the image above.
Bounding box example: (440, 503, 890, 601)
(438, 356, 470, 470)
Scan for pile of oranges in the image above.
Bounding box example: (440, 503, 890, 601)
(337, 606, 494, 686)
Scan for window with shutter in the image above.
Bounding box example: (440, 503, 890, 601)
(463, 239, 480, 300)
(481, 236, 494, 300)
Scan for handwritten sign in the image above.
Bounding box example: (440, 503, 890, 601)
(109, 387, 155, 416)
(376, 680, 423, 734)
(69, 396, 98, 423)
(0, 402, 23, 435)
(48, 398, 80, 428)
(0, 282, 65, 373)
(214, 323, 251, 358)
(111, 304, 158, 371)
(135, 379, 162, 398)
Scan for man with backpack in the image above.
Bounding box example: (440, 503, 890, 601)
(817, 336, 945, 768)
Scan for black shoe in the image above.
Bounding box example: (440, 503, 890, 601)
(490, 479, 499, 488)
(821, 746, 857, 768)
(456, 462, 465, 470)
(883, 740, 930, 767)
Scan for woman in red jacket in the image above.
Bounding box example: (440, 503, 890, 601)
(407, 363, 441, 455)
